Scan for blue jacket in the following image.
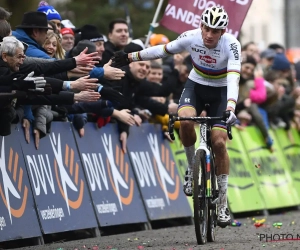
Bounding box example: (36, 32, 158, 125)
(90, 67, 104, 79)
(12, 29, 54, 60)
(12, 29, 54, 122)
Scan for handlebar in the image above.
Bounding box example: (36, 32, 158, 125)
(168, 111, 233, 141)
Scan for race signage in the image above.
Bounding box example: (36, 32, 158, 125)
(241, 126, 299, 209)
(0, 127, 41, 242)
(127, 124, 192, 221)
(160, 0, 253, 37)
(20, 122, 97, 234)
(226, 127, 265, 212)
(74, 123, 148, 227)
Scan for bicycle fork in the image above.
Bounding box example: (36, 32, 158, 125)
(196, 124, 218, 207)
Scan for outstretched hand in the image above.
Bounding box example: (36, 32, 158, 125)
(74, 47, 100, 66)
(103, 60, 126, 80)
(111, 51, 131, 68)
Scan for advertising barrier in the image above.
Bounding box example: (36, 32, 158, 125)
(1, 121, 300, 245)
(20, 122, 98, 234)
(127, 124, 192, 221)
(240, 126, 299, 209)
(273, 128, 300, 200)
(0, 126, 41, 242)
(74, 123, 148, 227)
(226, 127, 266, 212)
(168, 129, 193, 211)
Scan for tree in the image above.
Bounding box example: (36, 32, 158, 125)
(0, 0, 39, 29)
(56, 0, 178, 41)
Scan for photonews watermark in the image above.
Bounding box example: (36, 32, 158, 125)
(259, 234, 300, 242)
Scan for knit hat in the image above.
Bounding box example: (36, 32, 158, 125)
(272, 53, 291, 71)
(149, 33, 169, 46)
(80, 24, 104, 42)
(61, 28, 74, 36)
(37, 1, 61, 21)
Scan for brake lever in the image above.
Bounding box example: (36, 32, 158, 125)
(223, 111, 233, 140)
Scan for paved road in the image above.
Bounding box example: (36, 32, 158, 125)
(13, 210, 300, 250)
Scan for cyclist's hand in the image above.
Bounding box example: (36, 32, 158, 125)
(111, 51, 130, 68)
(225, 110, 237, 125)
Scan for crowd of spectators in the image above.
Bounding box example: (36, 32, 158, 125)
(1, 1, 299, 152)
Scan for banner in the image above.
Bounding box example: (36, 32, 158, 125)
(160, 0, 253, 37)
(0, 127, 41, 242)
(169, 130, 193, 211)
(127, 124, 192, 221)
(226, 127, 265, 212)
(20, 122, 98, 234)
(74, 123, 148, 227)
(273, 128, 300, 200)
(240, 126, 299, 209)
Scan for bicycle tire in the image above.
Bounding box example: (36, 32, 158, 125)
(207, 154, 217, 242)
(193, 150, 207, 245)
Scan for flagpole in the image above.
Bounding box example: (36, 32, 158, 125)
(144, 0, 165, 48)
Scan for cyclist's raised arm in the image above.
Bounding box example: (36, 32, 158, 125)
(225, 37, 242, 112)
(129, 31, 192, 62)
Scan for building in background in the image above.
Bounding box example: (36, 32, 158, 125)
(240, 0, 285, 50)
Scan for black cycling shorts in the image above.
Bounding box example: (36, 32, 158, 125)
(178, 78, 227, 130)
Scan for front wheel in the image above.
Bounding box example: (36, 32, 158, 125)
(207, 155, 217, 242)
(193, 150, 207, 245)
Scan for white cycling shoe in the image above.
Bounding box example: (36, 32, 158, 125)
(183, 170, 193, 196)
(217, 205, 231, 228)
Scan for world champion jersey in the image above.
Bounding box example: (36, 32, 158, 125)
(131, 29, 242, 108)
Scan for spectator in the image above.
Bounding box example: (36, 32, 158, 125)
(236, 55, 273, 150)
(259, 48, 276, 75)
(13, 11, 55, 59)
(268, 43, 285, 54)
(242, 41, 260, 62)
(105, 59, 177, 152)
(37, 1, 62, 33)
(102, 18, 129, 64)
(43, 32, 65, 59)
(60, 28, 75, 53)
(79, 24, 105, 61)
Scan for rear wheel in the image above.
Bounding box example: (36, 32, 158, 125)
(193, 150, 207, 245)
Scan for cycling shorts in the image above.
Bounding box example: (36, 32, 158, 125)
(178, 79, 227, 130)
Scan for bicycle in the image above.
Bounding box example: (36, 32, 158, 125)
(168, 108, 232, 245)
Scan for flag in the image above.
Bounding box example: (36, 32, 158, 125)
(160, 0, 253, 38)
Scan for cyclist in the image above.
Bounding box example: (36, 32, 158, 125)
(112, 6, 241, 227)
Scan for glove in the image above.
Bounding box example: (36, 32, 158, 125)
(111, 51, 130, 68)
(225, 110, 237, 125)
(24, 71, 47, 92)
(97, 84, 130, 108)
(27, 84, 52, 95)
(12, 78, 35, 91)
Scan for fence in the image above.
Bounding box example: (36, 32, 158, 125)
(0, 122, 299, 243)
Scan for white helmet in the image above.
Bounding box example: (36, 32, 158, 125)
(201, 6, 229, 29)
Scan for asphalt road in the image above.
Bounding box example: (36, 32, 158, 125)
(8, 210, 300, 250)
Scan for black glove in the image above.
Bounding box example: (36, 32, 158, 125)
(12, 71, 50, 94)
(27, 83, 52, 95)
(97, 84, 130, 108)
(12, 78, 35, 91)
(111, 51, 130, 68)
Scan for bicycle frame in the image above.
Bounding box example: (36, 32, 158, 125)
(168, 112, 233, 195)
